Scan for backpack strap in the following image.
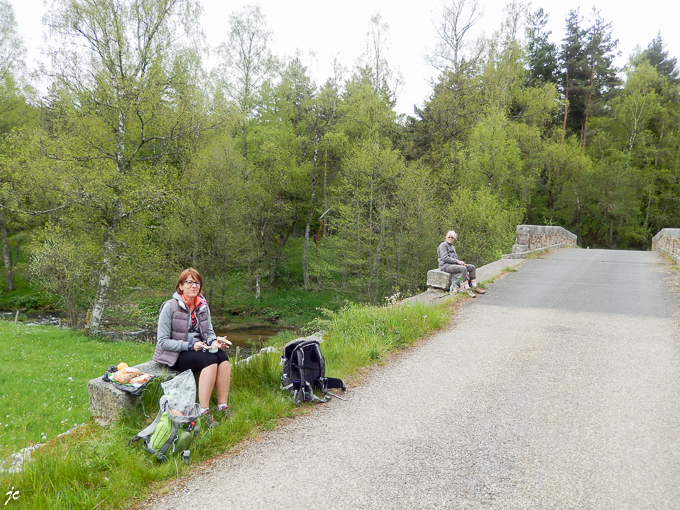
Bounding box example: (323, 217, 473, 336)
(314, 377, 347, 400)
(154, 420, 182, 460)
(128, 408, 165, 445)
(303, 381, 330, 403)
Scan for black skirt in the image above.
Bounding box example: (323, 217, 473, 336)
(172, 349, 229, 373)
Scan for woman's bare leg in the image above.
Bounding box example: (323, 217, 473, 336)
(215, 361, 231, 405)
(198, 363, 217, 408)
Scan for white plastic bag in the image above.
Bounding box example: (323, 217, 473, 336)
(161, 370, 197, 415)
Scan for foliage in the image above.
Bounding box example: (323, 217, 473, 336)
(443, 186, 521, 267)
(35, 0, 208, 332)
(2, 1, 680, 329)
(28, 224, 95, 327)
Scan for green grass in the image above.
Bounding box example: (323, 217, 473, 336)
(224, 287, 342, 328)
(0, 299, 451, 509)
(311, 301, 450, 380)
(0, 322, 155, 457)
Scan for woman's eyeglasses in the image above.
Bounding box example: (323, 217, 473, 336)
(184, 280, 200, 287)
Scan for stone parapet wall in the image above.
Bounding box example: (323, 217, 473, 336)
(652, 228, 680, 264)
(502, 225, 577, 259)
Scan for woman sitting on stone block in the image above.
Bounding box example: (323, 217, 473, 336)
(437, 230, 486, 298)
(153, 267, 231, 428)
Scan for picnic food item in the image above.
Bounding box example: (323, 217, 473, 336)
(129, 374, 152, 385)
(114, 367, 143, 384)
(117, 362, 129, 371)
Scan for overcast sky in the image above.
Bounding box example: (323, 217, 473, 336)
(9, 0, 680, 116)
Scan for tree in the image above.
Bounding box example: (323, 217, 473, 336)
(297, 77, 341, 289)
(29, 224, 93, 327)
(217, 4, 278, 158)
(558, 9, 589, 141)
(357, 14, 402, 106)
(414, 0, 486, 166)
(457, 111, 526, 205)
(260, 56, 318, 288)
(525, 8, 558, 88)
(0, 0, 36, 292)
(0, 0, 30, 128)
(427, 0, 483, 73)
(527, 134, 591, 225)
(558, 8, 619, 145)
(390, 161, 440, 295)
(42, 0, 207, 332)
(322, 139, 403, 303)
(635, 33, 679, 85)
(443, 186, 521, 266)
(587, 60, 680, 246)
(581, 9, 619, 147)
(410, 62, 485, 170)
(0, 129, 64, 293)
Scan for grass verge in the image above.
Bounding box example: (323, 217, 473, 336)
(0, 300, 450, 510)
(0, 323, 154, 457)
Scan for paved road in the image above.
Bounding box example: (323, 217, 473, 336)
(142, 249, 680, 510)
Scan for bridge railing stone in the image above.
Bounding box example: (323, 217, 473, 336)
(502, 225, 578, 259)
(652, 228, 680, 264)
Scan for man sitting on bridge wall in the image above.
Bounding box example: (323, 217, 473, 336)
(437, 230, 486, 298)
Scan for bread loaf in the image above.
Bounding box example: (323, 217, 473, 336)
(113, 367, 142, 384)
(129, 373, 152, 385)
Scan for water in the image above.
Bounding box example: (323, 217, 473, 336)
(214, 326, 282, 358)
(0, 311, 62, 326)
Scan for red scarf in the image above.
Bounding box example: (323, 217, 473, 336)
(181, 294, 207, 327)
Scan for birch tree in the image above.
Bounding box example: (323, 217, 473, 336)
(217, 5, 278, 158)
(42, 0, 206, 332)
(427, 0, 483, 73)
(0, 0, 35, 291)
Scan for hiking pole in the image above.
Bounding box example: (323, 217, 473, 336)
(325, 391, 347, 401)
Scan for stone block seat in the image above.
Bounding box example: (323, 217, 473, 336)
(427, 269, 454, 291)
(87, 361, 180, 426)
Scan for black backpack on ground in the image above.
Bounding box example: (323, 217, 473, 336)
(281, 338, 346, 404)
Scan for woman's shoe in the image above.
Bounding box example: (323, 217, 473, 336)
(465, 289, 476, 298)
(200, 409, 220, 429)
(216, 405, 231, 420)
(473, 286, 486, 294)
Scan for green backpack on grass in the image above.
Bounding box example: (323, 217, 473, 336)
(131, 395, 201, 462)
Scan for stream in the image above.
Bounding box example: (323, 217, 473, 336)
(214, 326, 283, 358)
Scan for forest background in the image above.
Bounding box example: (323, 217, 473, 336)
(1, 0, 679, 333)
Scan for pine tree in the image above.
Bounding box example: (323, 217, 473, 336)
(581, 9, 620, 147)
(635, 33, 679, 85)
(526, 8, 558, 87)
(558, 9, 590, 140)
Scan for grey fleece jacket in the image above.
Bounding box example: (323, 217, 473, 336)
(437, 241, 459, 270)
